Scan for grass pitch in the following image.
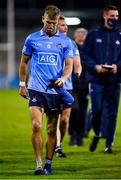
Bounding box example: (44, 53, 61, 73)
(0, 89, 121, 179)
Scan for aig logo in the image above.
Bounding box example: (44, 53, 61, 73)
(38, 52, 58, 65)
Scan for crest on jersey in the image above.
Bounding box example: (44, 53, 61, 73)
(56, 43, 63, 48)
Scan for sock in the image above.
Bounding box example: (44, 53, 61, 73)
(37, 159, 43, 168)
(45, 158, 52, 165)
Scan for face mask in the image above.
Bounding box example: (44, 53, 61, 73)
(107, 18, 118, 28)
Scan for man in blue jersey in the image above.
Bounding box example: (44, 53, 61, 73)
(55, 15, 82, 157)
(81, 5, 121, 153)
(19, 5, 73, 175)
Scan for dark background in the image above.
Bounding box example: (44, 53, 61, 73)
(0, 0, 121, 29)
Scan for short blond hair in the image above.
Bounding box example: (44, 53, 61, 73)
(58, 15, 66, 21)
(44, 5, 60, 19)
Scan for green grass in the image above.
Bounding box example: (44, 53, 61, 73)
(0, 89, 121, 179)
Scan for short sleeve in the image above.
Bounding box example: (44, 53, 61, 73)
(22, 35, 33, 56)
(72, 40, 80, 57)
(63, 38, 74, 59)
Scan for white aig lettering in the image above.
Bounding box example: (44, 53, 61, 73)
(40, 55, 55, 62)
(38, 52, 58, 65)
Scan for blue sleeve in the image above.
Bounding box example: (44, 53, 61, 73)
(63, 38, 74, 59)
(80, 31, 97, 71)
(72, 40, 80, 57)
(22, 34, 33, 56)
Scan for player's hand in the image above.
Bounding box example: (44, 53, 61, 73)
(19, 86, 28, 99)
(54, 78, 65, 86)
(111, 64, 117, 74)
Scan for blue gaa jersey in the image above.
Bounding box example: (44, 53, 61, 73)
(22, 29, 73, 94)
(63, 39, 80, 90)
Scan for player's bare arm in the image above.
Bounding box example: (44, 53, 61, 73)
(55, 57, 73, 86)
(73, 56, 82, 75)
(19, 54, 30, 99)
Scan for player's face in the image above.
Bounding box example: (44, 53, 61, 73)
(42, 14, 59, 36)
(103, 10, 119, 28)
(74, 33, 87, 46)
(57, 20, 68, 35)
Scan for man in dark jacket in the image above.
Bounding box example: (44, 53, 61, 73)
(81, 5, 121, 153)
(69, 28, 88, 146)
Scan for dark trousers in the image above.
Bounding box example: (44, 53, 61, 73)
(69, 88, 89, 138)
(89, 82, 120, 147)
(86, 100, 108, 138)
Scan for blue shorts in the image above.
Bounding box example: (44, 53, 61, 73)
(28, 89, 62, 115)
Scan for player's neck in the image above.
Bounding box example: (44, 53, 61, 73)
(44, 30, 57, 37)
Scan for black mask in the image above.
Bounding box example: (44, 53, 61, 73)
(107, 18, 118, 28)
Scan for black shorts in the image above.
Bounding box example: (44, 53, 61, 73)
(28, 89, 62, 115)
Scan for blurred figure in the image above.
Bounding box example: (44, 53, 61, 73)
(69, 28, 89, 146)
(55, 15, 82, 157)
(81, 5, 121, 153)
(19, 5, 74, 175)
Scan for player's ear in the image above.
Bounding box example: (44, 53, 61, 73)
(103, 15, 106, 20)
(42, 16, 44, 23)
(103, 11, 107, 20)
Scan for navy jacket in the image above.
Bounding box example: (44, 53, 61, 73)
(81, 24, 121, 83)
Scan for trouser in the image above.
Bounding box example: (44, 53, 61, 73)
(86, 100, 108, 137)
(69, 88, 89, 138)
(89, 82, 120, 147)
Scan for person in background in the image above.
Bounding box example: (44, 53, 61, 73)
(69, 28, 89, 146)
(19, 5, 74, 175)
(81, 5, 121, 153)
(55, 15, 82, 157)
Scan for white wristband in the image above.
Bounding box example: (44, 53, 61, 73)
(19, 81, 26, 87)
